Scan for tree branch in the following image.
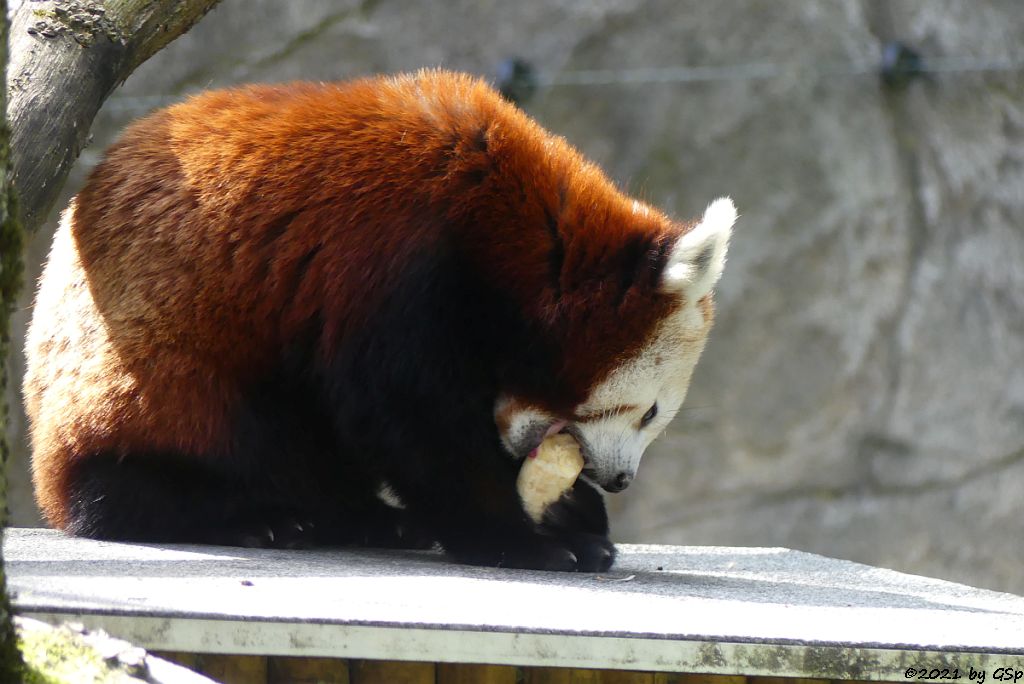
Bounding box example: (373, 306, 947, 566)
(6, 0, 222, 234)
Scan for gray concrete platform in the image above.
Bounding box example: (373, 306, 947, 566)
(5, 528, 1024, 680)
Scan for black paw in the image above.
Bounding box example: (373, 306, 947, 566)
(535, 479, 615, 571)
(311, 506, 438, 550)
(500, 540, 579, 572)
(209, 515, 317, 549)
(566, 532, 616, 572)
(447, 537, 579, 572)
(390, 514, 438, 550)
(360, 511, 438, 550)
(496, 536, 614, 572)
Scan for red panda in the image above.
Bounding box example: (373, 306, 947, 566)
(24, 70, 735, 571)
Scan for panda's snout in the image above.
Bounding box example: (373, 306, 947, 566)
(604, 471, 634, 492)
(571, 427, 642, 493)
(593, 468, 634, 493)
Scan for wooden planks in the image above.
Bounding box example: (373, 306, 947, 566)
(155, 652, 268, 684)
(268, 656, 350, 683)
(149, 655, 906, 684)
(350, 659, 435, 684)
(438, 662, 520, 684)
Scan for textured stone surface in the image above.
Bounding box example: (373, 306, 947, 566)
(7, 0, 1024, 594)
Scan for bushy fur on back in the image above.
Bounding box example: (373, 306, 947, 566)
(24, 70, 732, 571)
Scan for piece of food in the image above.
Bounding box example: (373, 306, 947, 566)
(517, 433, 585, 523)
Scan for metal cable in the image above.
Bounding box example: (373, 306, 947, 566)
(100, 53, 1024, 115)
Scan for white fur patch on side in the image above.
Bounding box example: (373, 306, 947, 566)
(663, 197, 736, 299)
(376, 482, 405, 509)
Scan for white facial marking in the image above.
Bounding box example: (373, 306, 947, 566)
(572, 305, 712, 488)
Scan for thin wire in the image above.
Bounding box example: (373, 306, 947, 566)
(101, 55, 1024, 115)
(540, 56, 1024, 87)
(911, 56, 1024, 74)
(541, 62, 786, 86)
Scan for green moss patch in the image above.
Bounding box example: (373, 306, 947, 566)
(16, 619, 147, 683)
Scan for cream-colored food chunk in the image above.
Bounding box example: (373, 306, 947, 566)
(517, 433, 584, 523)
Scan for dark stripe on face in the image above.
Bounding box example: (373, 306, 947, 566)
(572, 404, 639, 423)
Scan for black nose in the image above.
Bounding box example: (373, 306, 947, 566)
(606, 472, 633, 492)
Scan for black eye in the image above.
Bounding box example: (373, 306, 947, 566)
(640, 403, 658, 428)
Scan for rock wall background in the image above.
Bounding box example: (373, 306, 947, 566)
(7, 0, 1024, 593)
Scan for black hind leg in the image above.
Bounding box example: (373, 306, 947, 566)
(65, 452, 434, 549)
(64, 452, 315, 547)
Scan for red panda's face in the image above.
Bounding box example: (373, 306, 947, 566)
(495, 198, 736, 493)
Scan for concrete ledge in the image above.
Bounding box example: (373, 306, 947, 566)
(5, 528, 1024, 680)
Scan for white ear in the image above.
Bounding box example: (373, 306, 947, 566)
(662, 197, 736, 299)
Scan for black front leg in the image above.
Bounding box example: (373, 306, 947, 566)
(386, 452, 590, 571)
(539, 477, 616, 572)
(316, 247, 607, 569)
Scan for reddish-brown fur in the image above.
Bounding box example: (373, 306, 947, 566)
(25, 70, 689, 531)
